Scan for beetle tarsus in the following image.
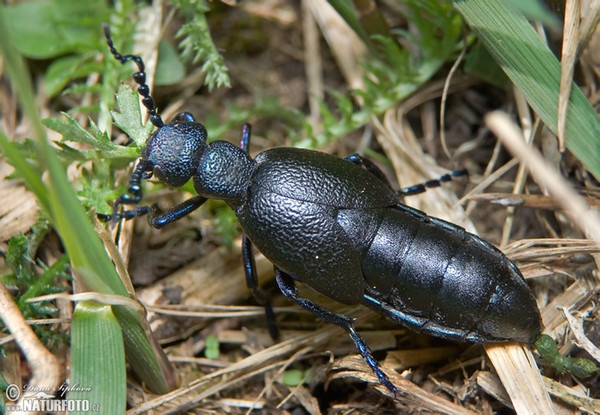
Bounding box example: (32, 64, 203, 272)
(274, 268, 398, 395)
(398, 169, 468, 197)
(144, 197, 207, 229)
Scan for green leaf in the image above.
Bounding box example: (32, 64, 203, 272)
(464, 40, 509, 88)
(110, 84, 154, 148)
(0, 134, 48, 209)
(18, 255, 70, 308)
(45, 56, 85, 97)
(112, 305, 173, 394)
(44, 55, 104, 98)
(155, 39, 186, 86)
(535, 334, 600, 378)
(282, 369, 304, 387)
(453, 0, 600, 181)
(172, 0, 231, 90)
(204, 334, 220, 359)
(42, 113, 138, 160)
(2, 0, 108, 59)
(43, 115, 102, 147)
(504, 0, 560, 27)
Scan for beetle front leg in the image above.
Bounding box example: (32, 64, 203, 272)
(242, 235, 279, 339)
(104, 196, 207, 229)
(103, 195, 208, 228)
(143, 196, 208, 229)
(98, 159, 154, 223)
(274, 268, 398, 396)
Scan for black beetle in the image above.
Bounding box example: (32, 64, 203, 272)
(102, 25, 542, 394)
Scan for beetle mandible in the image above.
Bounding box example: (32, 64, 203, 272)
(102, 25, 542, 395)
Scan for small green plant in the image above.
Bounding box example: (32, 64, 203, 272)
(204, 334, 220, 359)
(171, 0, 231, 90)
(282, 368, 313, 387)
(536, 334, 600, 379)
(295, 0, 463, 148)
(2, 229, 70, 346)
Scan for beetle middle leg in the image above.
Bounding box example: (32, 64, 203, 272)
(238, 123, 280, 339)
(397, 170, 468, 196)
(242, 235, 279, 339)
(274, 268, 398, 395)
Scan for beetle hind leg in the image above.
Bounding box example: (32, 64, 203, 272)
(274, 268, 398, 396)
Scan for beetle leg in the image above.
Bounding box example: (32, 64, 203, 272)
(242, 235, 279, 340)
(345, 154, 394, 190)
(239, 123, 252, 153)
(98, 206, 145, 223)
(274, 268, 398, 396)
(101, 196, 207, 228)
(397, 170, 468, 197)
(346, 153, 468, 198)
(100, 188, 206, 229)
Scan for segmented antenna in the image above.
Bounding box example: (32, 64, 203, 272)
(102, 23, 164, 129)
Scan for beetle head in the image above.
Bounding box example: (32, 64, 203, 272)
(142, 112, 208, 187)
(103, 26, 209, 220)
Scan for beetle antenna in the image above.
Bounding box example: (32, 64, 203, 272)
(103, 23, 164, 129)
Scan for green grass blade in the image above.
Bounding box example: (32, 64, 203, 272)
(0, 4, 173, 395)
(44, 142, 129, 295)
(113, 306, 174, 394)
(326, 0, 374, 48)
(453, 0, 600, 180)
(0, 132, 48, 208)
(69, 302, 126, 414)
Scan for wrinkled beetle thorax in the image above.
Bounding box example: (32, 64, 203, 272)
(193, 140, 256, 204)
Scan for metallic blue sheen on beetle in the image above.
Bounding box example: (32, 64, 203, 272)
(102, 25, 542, 395)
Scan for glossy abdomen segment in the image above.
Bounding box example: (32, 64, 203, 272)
(343, 204, 542, 343)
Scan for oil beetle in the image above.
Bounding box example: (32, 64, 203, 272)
(102, 25, 542, 394)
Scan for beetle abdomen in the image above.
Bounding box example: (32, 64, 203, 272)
(352, 204, 542, 343)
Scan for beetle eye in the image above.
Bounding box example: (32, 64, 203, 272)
(173, 112, 195, 123)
